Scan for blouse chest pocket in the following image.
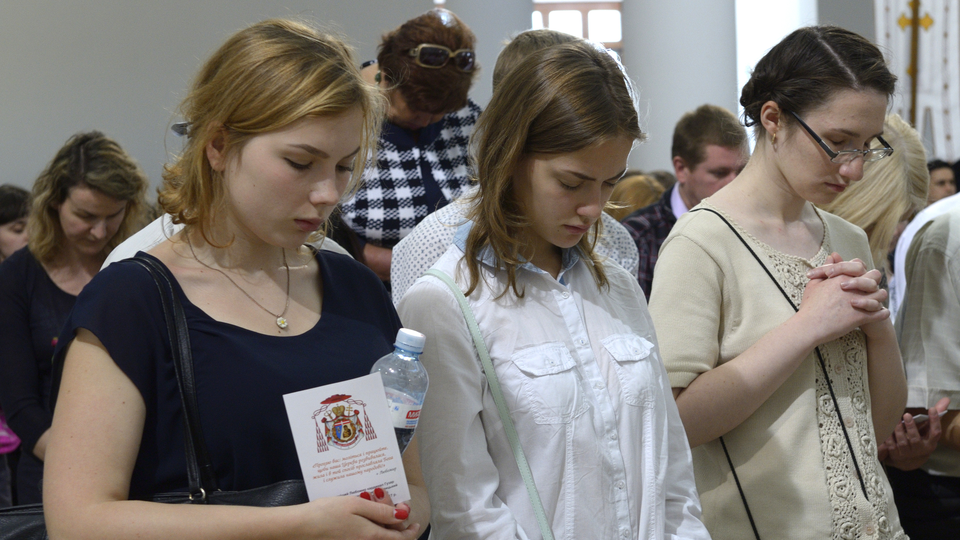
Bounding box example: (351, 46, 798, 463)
(602, 334, 659, 407)
(508, 343, 587, 425)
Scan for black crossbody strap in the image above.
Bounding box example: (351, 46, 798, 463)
(128, 255, 219, 500)
(719, 436, 761, 540)
(690, 207, 869, 502)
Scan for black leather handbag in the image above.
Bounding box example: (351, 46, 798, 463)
(0, 255, 307, 540)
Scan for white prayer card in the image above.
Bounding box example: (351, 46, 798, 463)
(283, 373, 410, 502)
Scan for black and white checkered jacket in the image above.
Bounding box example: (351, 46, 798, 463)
(341, 99, 481, 248)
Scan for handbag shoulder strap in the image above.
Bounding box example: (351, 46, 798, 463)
(688, 207, 869, 501)
(128, 254, 218, 500)
(424, 268, 555, 540)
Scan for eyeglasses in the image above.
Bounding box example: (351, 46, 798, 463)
(408, 43, 476, 72)
(789, 111, 893, 164)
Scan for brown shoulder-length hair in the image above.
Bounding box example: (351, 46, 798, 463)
(377, 8, 476, 114)
(29, 131, 148, 265)
(464, 42, 643, 298)
(159, 19, 385, 246)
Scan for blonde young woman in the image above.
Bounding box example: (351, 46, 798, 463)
(649, 26, 908, 539)
(0, 132, 147, 505)
(398, 42, 707, 539)
(43, 20, 426, 539)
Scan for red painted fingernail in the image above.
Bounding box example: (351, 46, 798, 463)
(359, 491, 371, 500)
(374, 487, 385, 498)
(394, 508, 409, 520)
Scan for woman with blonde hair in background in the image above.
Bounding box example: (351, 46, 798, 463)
(399, 41, 707, 539)
(43, 19, 426, 539)
(826, 115, 955, 540)
(0, 132, 147, 505)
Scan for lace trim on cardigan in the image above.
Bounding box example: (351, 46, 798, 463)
(703, 202, 903, 540)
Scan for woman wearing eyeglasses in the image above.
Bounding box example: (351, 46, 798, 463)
(648, 26, 908, 539)
(342, 8, 479, 282)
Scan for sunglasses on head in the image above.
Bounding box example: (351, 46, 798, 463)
(408, 43, 476, 72)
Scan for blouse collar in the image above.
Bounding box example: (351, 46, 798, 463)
(453, 221, 581, 284)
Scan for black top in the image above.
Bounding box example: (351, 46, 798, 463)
(0, 247, 76, 453)
(53, 250, 401, 499)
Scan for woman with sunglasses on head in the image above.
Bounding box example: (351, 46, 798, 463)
(341, 8, 479, 282)
(398, 41, 708, 540)
(42, 19, 426, 540)
(648, 26, 908, 539)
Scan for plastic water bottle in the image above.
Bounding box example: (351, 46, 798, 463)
(371, 328, 429, 454)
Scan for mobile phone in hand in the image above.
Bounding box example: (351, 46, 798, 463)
(905, 410, 947, 426)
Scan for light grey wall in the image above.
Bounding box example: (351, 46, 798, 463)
(621, 0, 740, 173)
(444, 0, 533, 106)
(0, 1, 432, 193)
(1, 1, 878, 194)
(818, 0, 875, 41)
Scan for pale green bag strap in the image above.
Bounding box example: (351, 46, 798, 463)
(424, 269, 555, 540)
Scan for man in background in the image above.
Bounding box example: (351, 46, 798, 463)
(621, 104, 748, 297)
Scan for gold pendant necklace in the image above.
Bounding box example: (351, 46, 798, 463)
(187, 240, 291, 329)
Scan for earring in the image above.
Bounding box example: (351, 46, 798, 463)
(771, 131, 777, 145)
(375, 71, 381, 83)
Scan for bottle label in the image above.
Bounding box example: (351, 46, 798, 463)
(389, 403, 421, 429)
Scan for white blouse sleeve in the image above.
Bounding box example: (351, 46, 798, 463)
(631, 279, 711, 539)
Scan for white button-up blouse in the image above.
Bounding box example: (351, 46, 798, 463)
(397, 224, 708, 540)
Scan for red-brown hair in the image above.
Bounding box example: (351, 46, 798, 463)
(377, 9, 476, 114)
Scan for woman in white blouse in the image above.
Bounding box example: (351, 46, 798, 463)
(397, 41, 708, 539)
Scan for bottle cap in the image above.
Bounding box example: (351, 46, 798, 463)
(395, 328, 426, 354)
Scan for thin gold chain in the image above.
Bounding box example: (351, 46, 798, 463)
(186, 239, 290, 328)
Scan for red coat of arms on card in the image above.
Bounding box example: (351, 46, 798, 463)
(312, 394, 377, 452)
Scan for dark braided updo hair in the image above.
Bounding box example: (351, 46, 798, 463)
(740, 26, 896, 131)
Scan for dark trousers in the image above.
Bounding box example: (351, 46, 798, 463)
(887, 466, 960, 539)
